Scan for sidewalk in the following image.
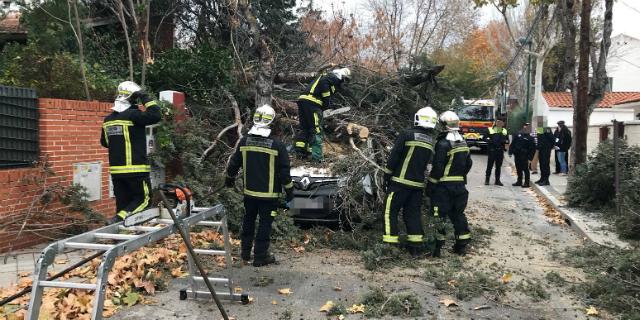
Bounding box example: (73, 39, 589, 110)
(507, 157, 630, 249)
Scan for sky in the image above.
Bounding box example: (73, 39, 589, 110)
(303, 0, 640, 40)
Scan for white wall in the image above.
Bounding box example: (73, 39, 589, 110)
(607, 35, 640, 92)
(547, 107, 635, 127)
(567, 121, 640, 155)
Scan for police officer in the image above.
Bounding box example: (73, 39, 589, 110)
(427, 111, 473, 257)
(509, 123, 536, 187)
(535, 127, 555, 186)
(226, 105, 294, 267)
(382, 107, 438, 257)
(101, 81, 161, 225)
(484, 119, 508, 186)
(294, 68, 351, 162)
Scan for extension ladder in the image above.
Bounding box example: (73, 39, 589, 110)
(27, 198, 247, 320)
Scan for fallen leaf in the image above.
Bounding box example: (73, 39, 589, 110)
(440, 298, 458, 307)
(501, 273, 513, 284)
(586, 306, 599, 316)
(333, 286, 342, 291)
(54, 258, 69, 265)
(277, 288, 293, 296)
(17, 272, 30, 278)
(122, 291, 140, 307)
(248, 296, 254, 304)
(447, 279, 457, 287)
(293, 246, 305, 253)
(347, 304, 365, 313)
(303, 233, 311, 244)
(271, 300, 278, 305)
(319, 300, 334, 312)
(337, 315, 345, 320)
(171, 267, 186, 278)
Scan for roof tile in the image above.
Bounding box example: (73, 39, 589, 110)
(542, 92, 640, 108)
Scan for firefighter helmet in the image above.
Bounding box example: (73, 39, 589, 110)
(253, 104, 276, 128)
(332, 67, 352, 82)
(439, 111, 460, 131)
(115, 81, 142, 102)
(414, 107, 438, 129)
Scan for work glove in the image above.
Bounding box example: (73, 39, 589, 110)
(224, 176, 235, 188)
(285, 188, 294, 202)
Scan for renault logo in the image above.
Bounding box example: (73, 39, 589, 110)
(300, 177, 310, 190)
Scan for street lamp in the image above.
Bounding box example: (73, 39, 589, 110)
(518, 37, 533, 124)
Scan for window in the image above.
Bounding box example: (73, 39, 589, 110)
(0, 85, 39, 168)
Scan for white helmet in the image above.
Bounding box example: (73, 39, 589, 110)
(332, 67, 352, 82)
(113, 81, 142, 112)
(253, 104, 276, 128)
(414, 107, 438, 129)
(439, 111, 460, 131)
(116, 81, 142, 102)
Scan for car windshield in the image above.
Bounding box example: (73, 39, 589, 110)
(458, 105, 494, 121)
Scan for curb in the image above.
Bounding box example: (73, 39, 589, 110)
(503, 157, 630, 249)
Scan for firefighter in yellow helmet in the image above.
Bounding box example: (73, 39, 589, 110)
(226, 105, 294, 267)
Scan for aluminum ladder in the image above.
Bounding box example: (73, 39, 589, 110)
(26, 203, 247, 320)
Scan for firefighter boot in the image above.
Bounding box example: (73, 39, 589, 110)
(495, 174, 503, 186)
(407, 245, 422, 258)
(484, 176, 490, 185)
(453, 242, 467, 256)
(432, 240, 445, 258)
(512, 180, 522, 187)
(253, 253, 277, 267)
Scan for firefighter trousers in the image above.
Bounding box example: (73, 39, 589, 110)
(241, 198, 278, 260)
(485, 149, 504, 181)
(383, 184, 424, 247)
(431, 184, 471, 245)
(112, 175, 151, 219)
(294, 100, 323, 161)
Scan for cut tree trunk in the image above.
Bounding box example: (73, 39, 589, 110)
(573, 0, 591, 168)
(558, 0, 577, 92)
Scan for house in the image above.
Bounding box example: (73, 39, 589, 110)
(607, 34, 640, 92)
(540, 92, 640, 127)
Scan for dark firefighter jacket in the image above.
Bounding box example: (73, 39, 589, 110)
(484, 126, 509, 151)
(509, 132, 536, 160)
(100, 97, 161, 177)
(427, 135, 473, 185)
(384, 128, 435, 189)
(537, 129, 555, 151)
(226, 134, 294, 199)
(298, 73, 343, 110)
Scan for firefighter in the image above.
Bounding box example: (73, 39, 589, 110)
(535, 127, 555, 186)
(509, 123, 536, 187)
(226, 105, 294, 267)
(427, 111, 473, 257)
(101, 81, 161, 225)
(484, 119, 509, 186)
(382, 107, 438, 257)
(294, 68, 351, 162)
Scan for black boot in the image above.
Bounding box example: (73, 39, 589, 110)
(522, 181, 530, 188)
(407, 246, 422, 258)
(535, 179, 542, 184)
(432, 240, 445, 258)
(512, 181, 522, 187)
(253, 254, 277, 267)
(538, 180, 550, 186)
(453, 242, 467, 256)
(484, 177, 490, 185)
(107, 214, 124, 225)
(495, 179, 503, 186)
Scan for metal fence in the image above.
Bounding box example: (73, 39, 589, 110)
(0, 85, 38, 168)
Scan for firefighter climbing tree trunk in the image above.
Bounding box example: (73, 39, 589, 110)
(237, 0, 273, 108)
(572, 0, 613, 168)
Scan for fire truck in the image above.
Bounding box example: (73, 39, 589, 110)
(458, 99, 496, 151)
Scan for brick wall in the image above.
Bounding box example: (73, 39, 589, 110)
(0, 99, 116, 253)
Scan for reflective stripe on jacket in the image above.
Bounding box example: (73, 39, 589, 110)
(226, 135, 293, 199)
(428, 136, 473, 185)
(384, 128, 435, 189)
(101, 98, 161, 177)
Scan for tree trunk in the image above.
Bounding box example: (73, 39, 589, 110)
(70, 0, 91, 101)
(139, 0, 151, 86)
(237, 0, 273, 108)
(572, 0, 591, 168)
(113, 0, 134, 81)
(558, 0, 577, 92)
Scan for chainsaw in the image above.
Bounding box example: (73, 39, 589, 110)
(122, 184, 194, 227)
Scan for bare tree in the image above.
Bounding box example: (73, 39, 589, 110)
(68, 0, 91, 100)
(572, 0, 613, 167)
(557, 0, 577, 92)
